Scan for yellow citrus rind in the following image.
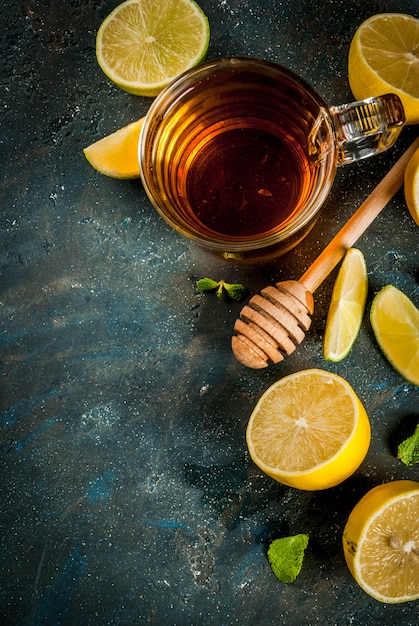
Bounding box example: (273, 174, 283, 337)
(246, 369, 371, 491)
(324, 248, 368, 362)
(83, 117, 144, 179)
(404, 147, 419, 226)
(96, 0, 210, 96)
(343, 480, 419, 603)
(370, 285, 419, 386)
(348, 13, 419, 125)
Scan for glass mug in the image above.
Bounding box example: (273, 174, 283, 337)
(139, 57, 404, 262)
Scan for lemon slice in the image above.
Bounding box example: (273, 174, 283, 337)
(343, 480, 419, 603)
(370, 285, 419, 386)
(404, 146, 419, 226)
(246, 369, 370, 491)
(83, 117, 144, 178)
(348, 13, 419, 125)
(323, 248, 368, 362)
(96, 0, 210, 96)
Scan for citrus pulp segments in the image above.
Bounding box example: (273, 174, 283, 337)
(246, 369, 371, 491)
(404, 146, 419, 226)
(96, 0, 210, 96)
(370, 285, 419, 386)
(324, 248, 368, 362)
(348, 13, 419, 125)
(83, 117, 144, 178)
(343, 480, 419, 603)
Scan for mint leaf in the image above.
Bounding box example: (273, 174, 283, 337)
(223, 282, 247, 302)
(397, 422, 419, 466)
(196, 278, 219, 292)
(196, 278, 247, 302)
(267, 534, 309, 583)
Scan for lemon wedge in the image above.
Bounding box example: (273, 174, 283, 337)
(83, 118, 144, 179)
(404, 146, 419, 226)
(370, 285, 419, 386)
(323, 248, 368, 362)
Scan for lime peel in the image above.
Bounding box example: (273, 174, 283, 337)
(267, 534, 309, 583)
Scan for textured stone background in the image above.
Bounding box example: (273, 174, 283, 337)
(1, 0, 418, 624)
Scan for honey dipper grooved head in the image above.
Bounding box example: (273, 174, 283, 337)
(232, 280, 314, 369)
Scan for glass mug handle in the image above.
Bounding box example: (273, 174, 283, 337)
(328, 94, 405, 164)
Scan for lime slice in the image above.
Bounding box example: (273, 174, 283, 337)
(404, 147, 419, 226)
(370, 285, 419, 386)
(96, 0, 210, 96)
(323, 248, 368, 362)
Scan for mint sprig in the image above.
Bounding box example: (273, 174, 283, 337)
(196, 278, 247, 302)
(397, 422, 419, 466)
(267, 534, 309, 583)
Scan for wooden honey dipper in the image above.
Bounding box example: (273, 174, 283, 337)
(232, 136, 419, 369)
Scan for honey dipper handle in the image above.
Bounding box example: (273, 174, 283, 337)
(299, 136, 419, 294)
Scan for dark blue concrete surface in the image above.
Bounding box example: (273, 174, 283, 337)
(1, 1, 418, 624)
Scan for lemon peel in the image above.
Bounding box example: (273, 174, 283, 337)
(348, 13, 419, 125)
(370, 285, 419, 386)
(96, 0, 210, 96)
(83, 118, 144, 179)
(246, 369, 370, 491)
(323, 248, 368, 362)
(404, 146, 419, 226)
(343, 480, 419, 603)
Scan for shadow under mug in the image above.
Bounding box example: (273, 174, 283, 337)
(139, 57, 405, 262)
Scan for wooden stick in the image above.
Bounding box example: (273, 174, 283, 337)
(299, 136, 419, 294)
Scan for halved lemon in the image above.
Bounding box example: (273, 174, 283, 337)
(96, 0, 210, 96)
(370, 285, 419, 386)
(83, 117, 144, 178)
(404, 146, 419, 226)
(343, 480, 419, 603)
(348, 13, 419, 125)
(246, 369, 371, 491)
(323, 248, 368, 362)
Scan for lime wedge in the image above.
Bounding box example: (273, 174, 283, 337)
(96, 0, 210, 96)
(323, 248, 368, 362)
